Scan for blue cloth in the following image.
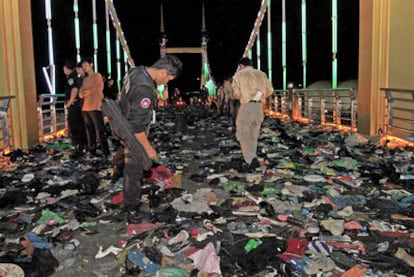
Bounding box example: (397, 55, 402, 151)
(25, 232, 52, 249)
(128, 250, 160, 275)
(330, 195, 366, 209)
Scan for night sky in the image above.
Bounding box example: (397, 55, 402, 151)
(31, 0, 359, 94)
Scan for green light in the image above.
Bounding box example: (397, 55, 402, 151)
(93, 23, 98, 69)
(282, 0, 287, 90)
(74, 0, 80, 62)
(74, 19, 80, 49)
(123, 51, 128, 72)
(106, 30, 111, 77)
(116, 36, 121, 89)
(157, 85, 164, 95)
(301, 0, 307, 88)
(205, 79, 216, 96)
(267, 0, 272, 82)
(74, 20, 80, 62)
(332, 0, 338, 88)
(73, 1, 78, 12)
(105, 0, 111, 77)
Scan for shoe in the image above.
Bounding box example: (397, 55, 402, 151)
(126, 210, 154, 224)
(168, 229, 190, 245)
(250, 157, 260, 169)
(239, 162, 254, 173)
(95, 245, 122, 259)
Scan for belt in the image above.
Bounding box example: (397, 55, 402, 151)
(249, 100, 261, 103)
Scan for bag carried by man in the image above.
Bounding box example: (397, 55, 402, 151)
(102, 98, 152, 170)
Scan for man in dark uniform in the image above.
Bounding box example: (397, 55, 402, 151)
(63, 59, 87, 155)
(118, 55, 182, 218)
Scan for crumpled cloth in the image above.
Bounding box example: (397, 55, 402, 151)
(344, 133, 368, 147)
(188, 242, 221, 275)
(36, 209, 67, 225)
(25, 232, 52, 249)
(171, 188, 220, 214)
(127, 222, 163, 236)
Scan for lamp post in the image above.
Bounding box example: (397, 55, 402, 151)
(287, 82, 294, 119)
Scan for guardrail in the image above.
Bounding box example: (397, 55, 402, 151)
(272, 88, 357, 131)
(37, 94, 67, 140)
(380, 88, 414, 141)
(0, 96, 15, 150)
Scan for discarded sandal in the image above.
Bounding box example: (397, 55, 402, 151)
(0, 263, 24, 277)
(203, 219, 223, 234)
(128, 250, 160, 275)
(63, 238, 80, 250)
(95, 245, 123, 259)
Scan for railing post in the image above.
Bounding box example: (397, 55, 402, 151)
(37, 94, 66, 141)
(384, 89, 393, 134)
(333, 89, 341, 126)
(320, 90, 325, 126)
(0, 96, 15, 150)
(273, 92, 278, 113)
(350, 89, 357, 132)
(37, 95, 45, 139)
(281, 91, 287, 114)
(308, 95, 313, 123)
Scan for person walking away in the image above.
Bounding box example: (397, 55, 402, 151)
(103, 74, 119, 100)
(222, 79, 231, 115)
(215, 83, 225, 114)
(231, 57, 274, 172)
(78, 57, 110, 156)
(63, 59, 87, 156)
(118, 55, 182, 219)
(225, 76, 239, 127)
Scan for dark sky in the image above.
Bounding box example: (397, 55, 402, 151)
(31, 0, 359, 94)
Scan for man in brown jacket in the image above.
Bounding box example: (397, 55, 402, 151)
(79, 57, 110, 156)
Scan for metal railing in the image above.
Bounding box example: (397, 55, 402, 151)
(380, 88, 414, 141)
(0, 96, 15, 150)
(272, 88, 357, 131)
(37, 94, 67, 140)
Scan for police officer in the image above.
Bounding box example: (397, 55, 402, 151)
(118, 55, 182, 220)
(63, 59, 87, 155)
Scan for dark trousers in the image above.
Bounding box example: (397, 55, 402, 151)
(81, 110, 110, 155)
(67, 101, 87, 149)
(123, 147, 143, 210)
(229, 99, 240, 126)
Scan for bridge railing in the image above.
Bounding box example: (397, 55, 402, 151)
(37, 94, 67, 140)
(272, 88, 357, 131)
(0, 96, 15, 150)
(380, 88, 414, 141)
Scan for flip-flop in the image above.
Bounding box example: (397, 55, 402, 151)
(0, 263, 24, 277)
(127, 250, 160, 275)
(64, 238, 80, 250)
(21, 173, 35, 183)
(303, 174, 326, 183)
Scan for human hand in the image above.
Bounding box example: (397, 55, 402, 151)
(146, 146, 157, 160)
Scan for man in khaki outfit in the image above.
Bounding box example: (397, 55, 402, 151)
(231, 57, 274, 172)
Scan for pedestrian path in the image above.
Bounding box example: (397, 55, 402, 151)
(0, 105, 413, 276)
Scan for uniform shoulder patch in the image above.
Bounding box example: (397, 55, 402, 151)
(68, 78, 74, 86)
(140, 98, 151, 109)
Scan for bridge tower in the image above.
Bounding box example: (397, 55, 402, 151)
(159, 2, 214, 92)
